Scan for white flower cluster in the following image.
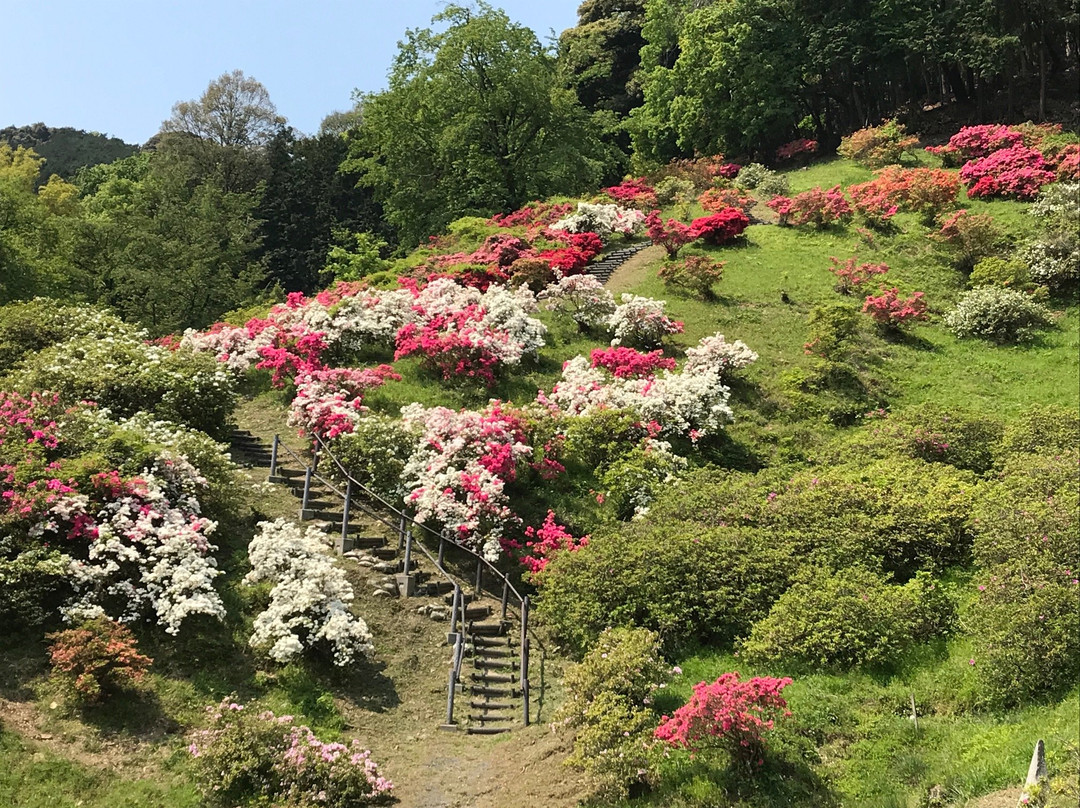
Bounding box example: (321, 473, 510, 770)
(399, 403, 532, 560)
(550, 202, 646, 238)
(245, 519, 374, 666)
(1020, 239, 1079, 287)
(683, 333, 759, 377)
(539, 273, 617, 330)
(180, 324, 275, 373)
(608, 294, 683, 347)
(333, 289, 417, 351)
(62, 459, 226, 635)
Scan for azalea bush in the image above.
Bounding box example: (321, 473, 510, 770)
(927, 124, 1025, 166)
(828, 256, 889, 295)
(862, 286, 928, 328)
(736, 163, 789, 196)
(655, 672, 793, 762)
(0, 299, 138, 370)
(944, 286, 1053, 343)
(847, 167, 960, 226)
(934, 209, 1002, 271)
(698, 187, 756, 216)
(645, 210, 695, 258)
(589, 347, 676, 378)
(658, 255, 725, 300)
(608, 294, 684, 348)
(604, 177, 658, 209)
(689, 208, 749, 245)
(768, 186, 853, 228)
(538, 273, 616, 332)
(189, 699, 393, 807)
(515, 510, 589, 574)
(775, 137, 818, 163)
(960, 145, 1056, 200)
(48, 617, 153, 704)
(287, 365, 400, 439)
(549, 201, 645, 239)
(838, 119, 918, 167)
(245, 519, 374, 666)
(683, 333, 758, 378)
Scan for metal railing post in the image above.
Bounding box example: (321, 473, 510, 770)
(521, 596, 530, 726)
(300, 466, 313, 516)
(501, 581, 509, 621)
(403, 524, 413, 577)
(475, 558, 483, 596)
(438, 536, 445, 568)
(268, 435, 279, 478)
(339, 479, 352, 553)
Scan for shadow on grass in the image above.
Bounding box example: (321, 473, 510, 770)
(881, 328, 937, 351)
(77, 687, 180, 740)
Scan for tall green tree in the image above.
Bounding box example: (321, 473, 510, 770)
(558, 0, 648, 117)
(349, 3, 616, 246)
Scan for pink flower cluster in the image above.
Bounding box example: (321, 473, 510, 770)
(603, 177, 659, 209)
(927, 124, 1025, 164)
(514, 510, 589, 574)
(863, 286, 928, 327)
(590, 347, 676, 379)
(828, 256, 890, 294)
(768, 186, 853, 227)
(654, 672, 793, 757)
(960, 145, 1055, 200)
(775, 138, 818, 162)
(288, 365, 401, 439)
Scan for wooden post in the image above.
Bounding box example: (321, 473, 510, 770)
(438, 536, 445, 568)
(500, 581, 509, 621)
(475, 559, 483, 597)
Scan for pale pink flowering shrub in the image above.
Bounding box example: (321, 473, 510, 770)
(287, 365, 401, 439)
(828, 256, 890, 295)
(538, 273, 616, 331)
(682, 333, 758, 378)
(768, 186, 853, 227)
(608, 294, 684, 348)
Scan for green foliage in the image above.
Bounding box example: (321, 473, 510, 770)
(326, 415, 413, 501)
(876, 403, 1004, 474)
(658, 254, 724, 300)
(558, 0, 647, 118)
(944, 286, 1054, 343)
(741, 568, 954, 670)
(804, 302, 860, 361)
(599, 442, 686, 520)
(999, 405, 1080, 456)
(735, 162, 790, 196)
(555, 626, 668, 800)
(324, 230, 390, 282)
(0, 543, 70, 633)
(1, 123, 136, 184)
(969, 255, 1032, 290)
(837, 119, 918, 168)
(654, 175, 695, 206)
(536, 521, 795, 655)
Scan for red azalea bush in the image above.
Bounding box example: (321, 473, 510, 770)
(589, 346, 676, 378)
(698, 187, 756, 216)
(768, 186, 853, 227)
(517, 510, 589, 574)
(654, 672, 793, 760)
(848, 167, 960, 225)
(828, 256, 889, 294)
(716, 162, 742, 179)
(846, 182, 899, 228)
(960, 145, 1055, 200)
(488, 201, 575, 229)
(775, 138, 818, 163)
(657, 255, 726, 299)
(1054, 144, 1080, 180)
(48, 617, 153, 703)
(690, 208, 750, 244)
(927, 124, 1025, 166)
(645, 210, 695, 257)
(394, 313, 501, 386)
(604, 178, 659, 209)
(863, 286, 928, 327)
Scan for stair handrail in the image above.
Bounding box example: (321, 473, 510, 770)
(308, 432, 534, 726)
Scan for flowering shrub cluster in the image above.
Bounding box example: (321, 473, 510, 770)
(590, 347, 676, 378)
(189, 699, 393, 807)
(658, 255, 725, 300)
(515, 510, 589, 574)
(960, 145, 1055, 200)
(608, 294, 685, 348)
(655, 155, 740, 189)
(828, 256, 889, 294)
(698, 187, 756, 216)
(245, 519, 374, 666)
(645, 210, 695, 258)
(927, 124, 1025, 165)
(549, 202, 646, 239)
(683, 333, 758, 378)
(944, 287, 1053, 343)
(736, 163, 790, 196)
(487, 200, 575, 230)
(862, 286, 927, 327)
(838, 119, 918, 167)
(689, 208, 750, 245)
(768, 186, 853, 227)
(48, 617, 153, 703)
(603, 177, 658, 208)
(934, 209, 1002, 270)
(775, 137, 818, 163)
(287, 365, 401, 439)
(538, 273, 616, 331)
(400, 402, 531, 560)
(848, 167, 959, 225)
(655, 672, 792, 760)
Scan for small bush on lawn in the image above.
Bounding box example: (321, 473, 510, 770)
(698, 187, 756, 216)
(1021, 237, 1079, 290)
(998, 405, 1080, 456)
(969, 256, 1033, 290)
(879, 403, 1004, 474)
(47, 618, 153, 704)
(658, 255, 726, 300)
(828, 256, 889, 295)
(838, 118, 919, 167)
(735, 163, 789, 196)
(768, 186, 853, 228)
(862, 286, 927, 329)
(944, 286, 1053, 343)
(654, 176, 696, 206)
(934, 209, 1003, 272)
(740, 568, 955, 670)
(189, 699, 393, 807)
(555, 627, 669, 801)
(690, 208, 749, 245)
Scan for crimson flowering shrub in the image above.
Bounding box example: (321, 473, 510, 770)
(847, 167, 960, 225)
(768, 186, 853, 227)
(514, 510, 589, 574)
(1055, 144, 1080, 180)
(603, 177, 658, 208)
(828, 256, 889, 294)
(487, 201, 574, 229)
(645, 210, 695, 257)
(960, 145, 1055, 200)
(775, 138, 818, 163)
(838, 119, 919, 167)
(48, 617, 153, 703)
(846, 181, 899, 227)
(658, 255, 726, 300)
(862, 286, 927, 327)
(927, 124, 1025, 166)
(689, 208, 750, 244)
(698, 187, 756, 216)
(654, 672, 792, 761)
(590, 347, 676, 378)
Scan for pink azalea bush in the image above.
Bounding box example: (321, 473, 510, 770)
(828, 256, 890, 294)
(645, 210, 696, 258)
(689, 208, 750, 244)
(768, 186, 853, 227)
(960, 145, 1055, 200)
(515, 510, 589, 574)
(287, 365, 401, 439)
(590, 347, 676, 378)
(608, 294, 685, 348)
(775, 138, 818, 163)
(863, 286, 928, 327)
(654, 672, 793, 760)
(603, 177, 659, 209)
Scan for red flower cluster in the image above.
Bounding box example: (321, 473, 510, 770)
(775, 138, 818, 162)
(689, 208, 750, 245)
(516, 510, 589, 574)
(655, 672, 793, 757)
(848, 167, 960, 224)
(768, 186, 853, 227)
(698, 187, 756, 216)
(645, 210, 695, 257)
(828, 256, 889, 295)
(603, 177, 659, 209)
(863, 286, 927, 327)
(589, 347, 676, 378)
(488, 201, 575, 230)
(960, 145, 1055, 200)
(927, 124, 1025, 165)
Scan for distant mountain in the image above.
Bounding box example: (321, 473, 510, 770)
(1, 123, 138, 183)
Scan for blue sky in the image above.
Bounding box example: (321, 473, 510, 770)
(2, 1, 583, 144)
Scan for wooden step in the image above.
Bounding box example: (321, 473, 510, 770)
(473, 647, 513, 659)
(463, 605, 491, 621)
(468, 700, 515, 711)
(467, 713, 514, 723)
(470, 672, 516, 685)
(474, 658, 518, 671)
(469, 685, 519, 698)
(466, 726, 512, 735)
(472, 634, 513, 648)
(468, 621, 508, 636)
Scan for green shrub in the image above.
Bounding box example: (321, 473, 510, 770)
(969, 256, 1032, 290)
(6, 336, 237, 438)
(327, 415, 413, 501)
(736, 163, 789, 196)
(535, 523, 795, 655)
(804, 303, 860, 361)
(599, 442, 687, 520)
(555, 627, 668, 801)
(838, 119, 919, 168)
(999, 405, 1080, 456)
(943, 286, 1053, 343)
(657, 255, 725, 300)
(741, 568, 954, 670)
(0, 299, 135, 370)
(654, 176, 696, 206)
(879, 403, 1004, 474)
(0, 544, 70, 633)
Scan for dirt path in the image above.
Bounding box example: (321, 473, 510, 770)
(604, 244, 664, 293)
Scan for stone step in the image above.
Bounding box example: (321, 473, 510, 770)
(371, 547, 398, 561)
(469, 700, 515, 711)
(351, 536, 387, 550)
(467, 713, 514, 723)
(470, 671, 516, 685)
(276, 467, 307, 480)
(466, 725, 512, 735)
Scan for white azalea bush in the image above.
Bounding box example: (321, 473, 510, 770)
(944, 286, 1054, 343)
(683, 333, 759, 378)
(245, 519, 374, 666)
(608, 294, 685, 348)
(539, 273, 617, 331)
(550, 202, 646, 239)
